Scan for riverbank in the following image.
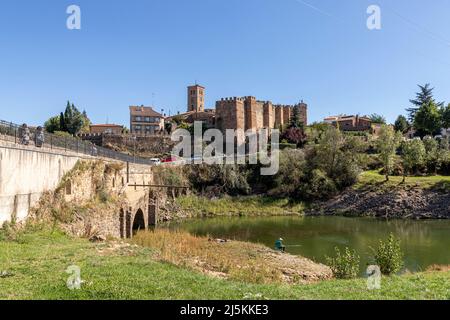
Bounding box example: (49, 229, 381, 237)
(1, 230, 449, 300)
(308, 171, 450, 219)
(171, 195, 305, 219)
(132, 229, 331, 284)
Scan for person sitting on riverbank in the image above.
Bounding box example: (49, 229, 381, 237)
(275, 238, 286, 252)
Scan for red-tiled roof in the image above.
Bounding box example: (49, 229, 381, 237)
(90, 124, 123, 127)
(129, 106, 163, 117)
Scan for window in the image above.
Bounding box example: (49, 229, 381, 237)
(135, 116, 142, 122)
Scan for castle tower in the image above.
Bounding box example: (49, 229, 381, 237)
(215, 97, 245, 132)
(187, 84, 205, 113)
(244, 96, 259, 131)
(274, 105, 284, 128)
(263, 101, 274, 129)
(298, 101, 308, 126)
(283, 106, 292, 126)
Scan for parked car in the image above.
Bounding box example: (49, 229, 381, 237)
(150, 158, 161, 166)
(162, 156, 176, 163)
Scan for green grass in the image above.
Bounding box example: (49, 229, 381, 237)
(1, 230, 449, 300)
(175, 195, 305, 218)
(355, 170, 450, 191)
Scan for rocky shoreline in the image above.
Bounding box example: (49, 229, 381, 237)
(307, 187, 450, 219)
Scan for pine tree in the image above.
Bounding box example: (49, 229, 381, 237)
(442, 104, 450, 129)
(59, 112, 66, 132)
(369, 113, 386, 124)
(394, 115, 409, 133)
(290, 105, 303, 128)
(413, 101, 442, 136)
(407, 84, 444, 122)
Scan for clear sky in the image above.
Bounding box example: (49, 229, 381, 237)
(0, 0, 449, 127)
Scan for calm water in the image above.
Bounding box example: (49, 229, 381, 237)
(164, 216, 450, 273)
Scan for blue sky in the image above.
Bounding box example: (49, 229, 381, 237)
(0, 0, 449, 126)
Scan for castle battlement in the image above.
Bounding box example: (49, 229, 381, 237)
(216, 95, 307, 132)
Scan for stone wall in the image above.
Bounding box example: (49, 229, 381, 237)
(215, 97, 245, 132)
(263, 102, 274, 129)
(102, 134, 175, 157)
(0, 141, 82, 225)
(216, 97, 308, 132)
(274, 105, 284, 127)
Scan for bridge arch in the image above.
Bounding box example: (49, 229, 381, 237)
(132, 208, 146, 234)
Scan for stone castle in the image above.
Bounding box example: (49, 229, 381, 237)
(166, 85, 308, 133)
(215, 96, 307, 132)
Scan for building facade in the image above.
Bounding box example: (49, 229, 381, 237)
(89, 124, 123, 135)
(324, 115, 372, 131)
(129, 106, 164, 135)
(187, 84, 205, 113)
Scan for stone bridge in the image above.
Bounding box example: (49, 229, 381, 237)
(119, 187, 160, 239)
(0, 139, 174, 239)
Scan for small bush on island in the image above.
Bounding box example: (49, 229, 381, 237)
(373, 234, 404, 275)
(326, 247, 360, 279)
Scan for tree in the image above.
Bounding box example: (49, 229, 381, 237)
(44, 101, 90, 136)
(394, 115, 409, 133)
(63, 101, 85, 135)
(369, 113, 386, 125)
(407, 84, 444, 122)
(413, 101, 442, 136)
(441, 103, 450, 130)
(314, 126, 344, 178)
(79, 110, 91, 134)
(376, 125, 402, 181)
(401, 139, 426, 182)
(290, 105, 303, 128)
(281, 127, 306, 147)
(59, 112, 66, 132)
(44, 115, 61, 133)
(423, 136, 440, 174)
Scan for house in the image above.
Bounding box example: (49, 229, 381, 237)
(129, 106, 164, 135)
(90, 124, 123, 135)
(325, 115, 372, 132)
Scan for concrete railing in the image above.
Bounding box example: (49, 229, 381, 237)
(0, 120, 154, 165)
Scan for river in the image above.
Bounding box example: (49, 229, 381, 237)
(164, 216, 450, 273)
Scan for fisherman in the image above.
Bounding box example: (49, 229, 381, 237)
(275, 238, 286, 252)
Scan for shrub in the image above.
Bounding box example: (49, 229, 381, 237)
(373, 234, 404, 275)
(326, 247, 360, 279)
(269, 149, 306, 197)
(0, 221, 18, 241)
(301, 169, 337, 200)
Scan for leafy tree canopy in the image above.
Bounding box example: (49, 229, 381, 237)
(394, 115, 409, 133)
(413, 101, 442, 136)
(369, 113, 386, 124)
(407, 83, 444, 122)
(44, 101, 90, 135)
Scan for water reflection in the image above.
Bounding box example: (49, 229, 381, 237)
(164, 216, 450, 273)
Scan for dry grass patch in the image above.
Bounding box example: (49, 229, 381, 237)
(132, 229, 332, 285)
(426, 265, 450, 272)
